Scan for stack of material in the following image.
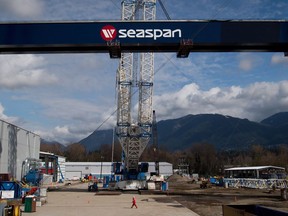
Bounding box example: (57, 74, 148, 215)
(166, 174, 190, 183)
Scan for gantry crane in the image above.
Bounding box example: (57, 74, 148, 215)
(1, 1, 288, 185)
(116, 0, 156, 178)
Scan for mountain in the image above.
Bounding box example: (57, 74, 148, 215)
(156, 114, 269, 151)
(79, 113, 288, 152)
(79, 129, 114, 152)
(40, 138, 66, 153)
(261, 112, 288, 127)
(41, 138, 64, 146)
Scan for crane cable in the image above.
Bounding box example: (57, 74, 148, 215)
(158, 0, 171, 20)
(93, 54, 174, 133)
(191, 0, 232, 40)
(93, 0, 232, 133)
(109, 0, 120, 10)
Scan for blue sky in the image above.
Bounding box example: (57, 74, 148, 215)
(1, 0, 288, 144)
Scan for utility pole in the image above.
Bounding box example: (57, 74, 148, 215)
(100, 156, 104, 180)
(152, 110, 159, 175)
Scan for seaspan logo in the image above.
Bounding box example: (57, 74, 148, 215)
(101, 25, 182, 41)
(101, 25, 117, 41)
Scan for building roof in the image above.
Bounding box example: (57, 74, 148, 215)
(65, 162, 112, 166)
(143, 162, 172, 166)
(1, 118, 40, 137)
(225, 166, 285, 171)
(65, 162, 172, 166)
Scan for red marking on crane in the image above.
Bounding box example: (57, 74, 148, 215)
(101, 25, 117, 41)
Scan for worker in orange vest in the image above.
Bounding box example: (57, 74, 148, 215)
(131, 196, 138, 208)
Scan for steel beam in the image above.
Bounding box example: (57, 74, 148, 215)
(1, 20, 288, 56)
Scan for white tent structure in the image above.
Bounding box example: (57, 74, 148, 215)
(224, 166, 287, 189)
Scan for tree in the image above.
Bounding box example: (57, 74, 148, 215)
(251, 145, 265, 165)
(40, 143, 64, 155)
(276, 145, 288, 169)
(65, 143, 86, 162)
(187, 143, 218, 176)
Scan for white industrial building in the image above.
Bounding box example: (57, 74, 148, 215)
(147, 162, 173, 177)
(65, 161, 173, 180)
(39, 151, 66, 183)
(0, 119, 40, 180)
(57, 155, 66, 182)
(65, 162, 113, 180)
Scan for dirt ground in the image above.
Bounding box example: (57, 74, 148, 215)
(166, 180, 288, 216)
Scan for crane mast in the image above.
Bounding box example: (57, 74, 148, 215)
(116, 0, 156, 176)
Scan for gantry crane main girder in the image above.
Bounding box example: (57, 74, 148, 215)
(1, 20, 288, 56)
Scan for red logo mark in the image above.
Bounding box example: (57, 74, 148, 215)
(100, 25, 117, 41)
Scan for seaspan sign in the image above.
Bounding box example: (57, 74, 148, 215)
(101, 25, 182, 41)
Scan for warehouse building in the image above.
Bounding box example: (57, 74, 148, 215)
(65, 162, 112, 180)
(0, 119, 40, 180)
(40, 151, 66, 183)
(65, 161, 173, 180)
(144, 162, 174, 177)
(224, 166, 286, 179)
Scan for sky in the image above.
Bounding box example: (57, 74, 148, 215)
(1, 0, 288, 144)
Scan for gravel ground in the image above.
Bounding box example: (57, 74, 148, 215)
(167, 181, 288, 216)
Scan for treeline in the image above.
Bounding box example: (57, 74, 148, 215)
(40, 142, 288, 176)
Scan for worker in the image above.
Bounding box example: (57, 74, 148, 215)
(93, 181, 98, 192)
(131, 196, 138, 208)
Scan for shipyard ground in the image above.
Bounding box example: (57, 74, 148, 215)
(22, 182, 199, 216)
(167, 181, 288, 216)
(22, 180, 288, 216)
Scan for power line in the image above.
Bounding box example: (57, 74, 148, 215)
(109, 0, 121, 10)
(158, 0, 171, 20)
(92, 0, 233, 134)
(191, 0, 232, 40)
(92, 53, 174, 134)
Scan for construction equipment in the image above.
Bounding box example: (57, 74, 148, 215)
(0, 158, 41, 200)
(200, 180, 212, 189)
(21, 158, 42, 186)
(115, 0, 156, 181)
(88, 181, 99, 192)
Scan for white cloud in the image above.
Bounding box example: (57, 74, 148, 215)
(0, 55, 58, 89)
(154, 80, 288, 122)
(19, 79, 288, 144)
(1, 0, 288, 146)
(0, 103, 21, 124)
(238, 53, 261, 71)
(40, 97, 103, 121)
(271, 54, 288, 64)
(35, 125, 87, 144)
(0, 0, 44, 18)
(36, 118, 115, 144)
(31, 96, 117, 144)
(239, 59, 253, 71)
(154, 53, 226, 95)
(41, 0, 119, 21)
(55, 125, 70, 135)
(0, 103, 8, 120)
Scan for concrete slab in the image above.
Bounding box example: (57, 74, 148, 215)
(22, 183, 199, 216)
